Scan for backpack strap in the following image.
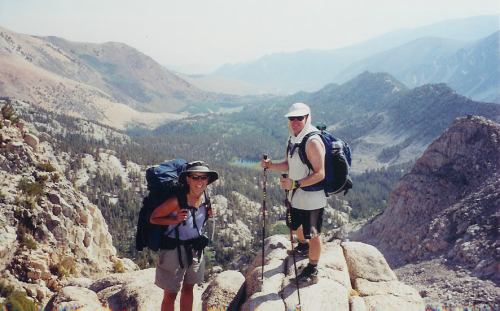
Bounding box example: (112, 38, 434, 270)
(175, 226, 185, 269)
(203, 191, 211, 227)
(287, 137, 300, 162)
(298, 131, 321, 170)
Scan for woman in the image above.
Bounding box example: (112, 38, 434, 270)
(150, 161, 218, 311)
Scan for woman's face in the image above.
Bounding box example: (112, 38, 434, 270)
(186, 173, 209, 195)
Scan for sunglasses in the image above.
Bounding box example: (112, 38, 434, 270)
(288, 115, 306, 121)
(188, 175, 209, 181)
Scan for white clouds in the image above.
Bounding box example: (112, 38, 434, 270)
(0, 0, 498, 73)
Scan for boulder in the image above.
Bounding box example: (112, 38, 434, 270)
(202, 270, 245, 311)
(241, 291, 284, 311)
(354, 278, 421, 299)
(87, 268, 203, 311)
(45, 286, 105, 311)
(47, 192, 61, 205)
(362, 295, 424, 311)
(24, 133, 39, 151)
(342, 241, 397, 282)
(350, 296, 367, 311)
(239, 236, 423, 310)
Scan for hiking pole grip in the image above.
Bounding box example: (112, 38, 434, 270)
(282, 173, 288, 193)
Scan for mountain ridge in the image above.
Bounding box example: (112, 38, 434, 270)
(353, 115, 499, 275)
(209, 15, 499, 101)
(0, 25, 246, 129)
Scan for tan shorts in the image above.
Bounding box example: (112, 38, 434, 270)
(155, 246, 205, 293)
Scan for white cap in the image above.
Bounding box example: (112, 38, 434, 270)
(284, 102, 311, 117)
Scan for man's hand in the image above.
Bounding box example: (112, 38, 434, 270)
(279, 176, 294, 190)
(260, 157, 271, 169)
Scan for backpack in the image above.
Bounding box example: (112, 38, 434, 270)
(288, 124, 353, 196)
(135, 159, 188, 251)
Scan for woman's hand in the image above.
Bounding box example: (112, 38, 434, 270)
(175, 209, 189, 223)
(207, 206, 216, 218)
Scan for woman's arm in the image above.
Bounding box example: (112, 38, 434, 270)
(149, 197, 188, 225)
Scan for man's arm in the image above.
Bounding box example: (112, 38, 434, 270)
(260, 152, 289, 172)
(301, 138, 326, 186)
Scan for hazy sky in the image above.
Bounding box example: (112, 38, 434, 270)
(0, 0, 499, 73)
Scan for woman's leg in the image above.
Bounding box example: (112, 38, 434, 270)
(162, 290, 177, 311)
(180, 283, 194, 311)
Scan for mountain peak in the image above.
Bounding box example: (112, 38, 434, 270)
(353, 115, 500, 283)
(347, 71, 406, 91)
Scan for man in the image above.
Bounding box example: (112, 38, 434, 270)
(261, 102, 326, 284)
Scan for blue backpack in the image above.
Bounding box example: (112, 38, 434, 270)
(135, 159, 188, 251)
(289, 125, 353, 196)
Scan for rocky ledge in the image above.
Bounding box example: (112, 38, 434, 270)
(48, 236, 423, 311)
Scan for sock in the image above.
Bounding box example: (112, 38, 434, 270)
(296, 243, 308, 252)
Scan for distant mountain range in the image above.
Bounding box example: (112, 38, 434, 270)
(0, 26, 246, 128)
(208, 15, 500, 102)
(152, 72, 500, 172)
(1, 15, 498, 132)
(336, 31, 500, 103)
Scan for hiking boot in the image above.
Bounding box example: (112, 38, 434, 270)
(287, 242, 309, 257)
(294, 264, 318, 286)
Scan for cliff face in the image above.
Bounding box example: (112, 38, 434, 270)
(353, 116, 500, 282)
(0, 103, 136, 305)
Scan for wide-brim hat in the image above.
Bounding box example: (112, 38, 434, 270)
(179, 161, 219, 185)
(284, 102, 311, 117)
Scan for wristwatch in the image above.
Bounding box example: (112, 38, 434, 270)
(294, 180, 302, 189)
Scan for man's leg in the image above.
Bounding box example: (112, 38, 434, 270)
(180, 283, 194, 311)
(291, 208, 310, 256)
(308, 208, 324, 264)
(162, 290, 177, 311)
(291, 226, 310, 256)
(308, 230, 322, 264)
(294, 226, 306, 242)
(295, 208, 324, 284)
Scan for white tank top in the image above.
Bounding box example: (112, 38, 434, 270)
(288, 134, 327, 210)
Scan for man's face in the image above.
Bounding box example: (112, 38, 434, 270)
(288, 115, 307, 135)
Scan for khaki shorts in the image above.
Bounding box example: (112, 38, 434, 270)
(155, 246, 205, 293)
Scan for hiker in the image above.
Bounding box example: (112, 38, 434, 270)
(150, 161, 218, 311)
(261, 102, 326, 285)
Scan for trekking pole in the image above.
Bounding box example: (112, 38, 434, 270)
(261, 154, 268, 282)
(283, 173, 301, 309)
(203, 191, 216, 244)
